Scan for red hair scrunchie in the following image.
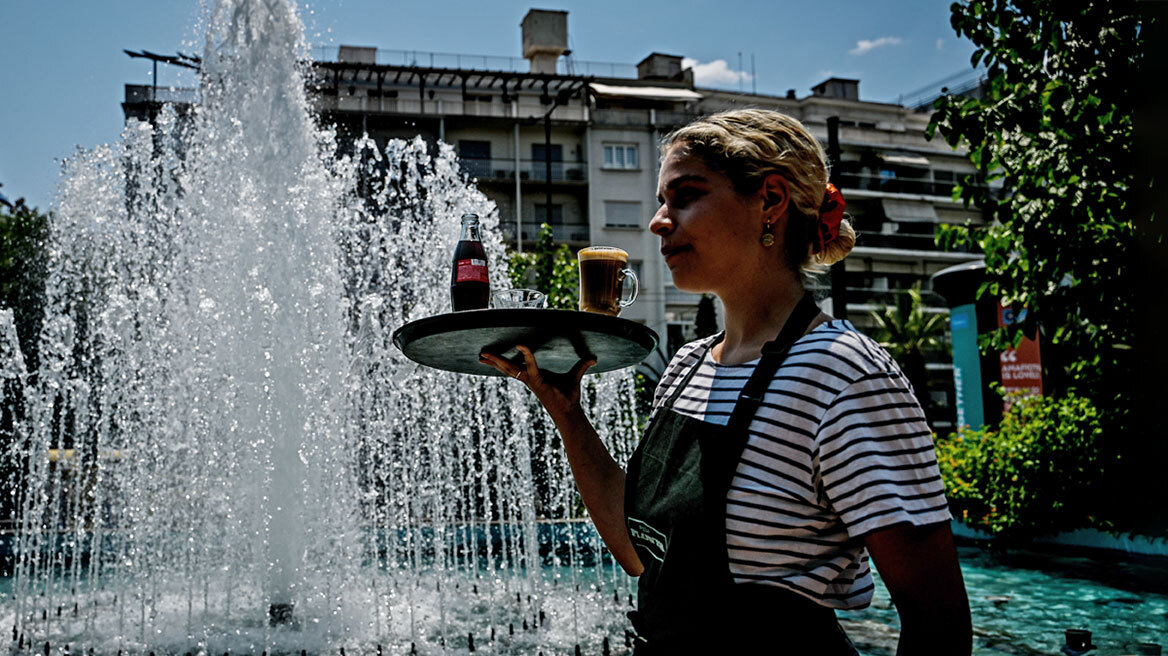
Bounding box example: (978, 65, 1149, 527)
(816, 183, 846, 254)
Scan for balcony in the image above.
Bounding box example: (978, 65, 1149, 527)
(124, 84, 198, 105)
(855, 230, 942, 252)
(591, 108, 697, 128)
(500, 222, 591, 244)
(664, 286, 702, 305)
(660, 285, 949, 313)
(310, 46, 637, 78)
(846, 287, 949, 309)
(837, 172, 959, 199)
(314, 94, 589, 122)
(461, 158, 587, 183)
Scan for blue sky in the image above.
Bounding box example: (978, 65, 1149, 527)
(0, 0, 976, 211)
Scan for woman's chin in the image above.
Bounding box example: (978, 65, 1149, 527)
(668, 274, 710, 295)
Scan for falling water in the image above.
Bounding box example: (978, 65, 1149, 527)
(0, 0, 641, 653)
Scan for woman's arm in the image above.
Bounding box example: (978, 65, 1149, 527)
(864, 522, 972, 656)
(480, 345, 644, 576)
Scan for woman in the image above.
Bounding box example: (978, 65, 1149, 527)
(481, 109, 971, 654)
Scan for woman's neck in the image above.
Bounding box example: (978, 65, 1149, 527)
(712, 272, 813, 366)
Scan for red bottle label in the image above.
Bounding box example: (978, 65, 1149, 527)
(455, 258, 488, 283)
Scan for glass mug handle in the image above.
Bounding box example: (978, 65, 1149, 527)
(619, 268, 639, 308)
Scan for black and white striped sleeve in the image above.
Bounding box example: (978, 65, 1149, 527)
(813, 368, 951, 539)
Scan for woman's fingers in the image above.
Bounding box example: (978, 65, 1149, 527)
(514, 345, 542, 384)
(570, 358, 597, 385)
(480, 348, 595, 396)
(478, 351, 522, 379)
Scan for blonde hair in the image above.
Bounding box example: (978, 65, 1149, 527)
(662, 109, 855, 273)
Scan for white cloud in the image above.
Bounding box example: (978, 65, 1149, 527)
(682, 57, 752, 87)
(936, 38, 945, 51)
(849, 36, 903, 56)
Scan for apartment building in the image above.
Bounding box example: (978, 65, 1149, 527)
(122, 9, 983, 427)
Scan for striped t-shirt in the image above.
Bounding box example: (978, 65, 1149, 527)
(651, 320, 951, 609)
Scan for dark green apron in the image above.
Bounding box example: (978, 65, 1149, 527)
(624, 293, 860, 654)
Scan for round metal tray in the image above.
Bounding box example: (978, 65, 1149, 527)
(392, 309, 659, 377)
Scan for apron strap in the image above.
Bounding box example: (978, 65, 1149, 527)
(660, 333, 722, 409)
(723, 292, 822, 445)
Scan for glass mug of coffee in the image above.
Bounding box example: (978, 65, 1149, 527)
(578, 246, 638, 316)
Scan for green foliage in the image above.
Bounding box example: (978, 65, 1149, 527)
(694, 294, 718, 339)
(867, 284, 948, 362)
(866, 284, 949, 410)
(507, 223, 577, 310)
(936, 392, 1106, 539)
(929, 1, 1144, 400)
(0, 194, 50, 371)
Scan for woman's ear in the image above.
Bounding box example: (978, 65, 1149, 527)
(761, 173, 790, 223)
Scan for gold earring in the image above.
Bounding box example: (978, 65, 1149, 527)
(761, 221, 776, 247)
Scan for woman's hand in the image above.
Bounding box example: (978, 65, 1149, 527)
(479, 345, 595, 420)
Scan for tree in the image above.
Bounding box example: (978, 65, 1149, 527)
(866, 284, 949, 414)
(694, 294, 718, 338)
(930, 0, 1160, 534)
(930, 1, 1143, 400)
(507, 223, 577, 309)
(0, 188, 49, 372)
(0, 187, 49, 528)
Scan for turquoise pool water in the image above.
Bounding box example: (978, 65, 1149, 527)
(2, 538, 1164, 654)
(845, 544, 1167, 655)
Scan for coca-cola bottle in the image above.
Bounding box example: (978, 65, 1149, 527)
(450, 213, 490, 311)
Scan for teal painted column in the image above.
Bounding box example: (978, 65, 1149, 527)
(949, 303, 984, 430)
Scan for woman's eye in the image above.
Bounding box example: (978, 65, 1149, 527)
(673, 190, 699, 207)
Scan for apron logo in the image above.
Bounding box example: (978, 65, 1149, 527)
(627, 517, 668, 563)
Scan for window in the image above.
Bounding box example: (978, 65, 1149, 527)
(604, 201, 643, 228)
(603, 143, 638, 170)
(534, 203, 564, 224)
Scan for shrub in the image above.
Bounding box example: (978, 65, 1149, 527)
(936, 392, 1106, 539)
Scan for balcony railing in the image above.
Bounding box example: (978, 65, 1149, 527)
(853, 231, 982, 256)
(837, 172, 959, 198)
(855, 230, 941, 251)
(124, 84, 198, 104)
(847, 287, 949, 309)
(591, 108, 698, 129)
(500, 222, 591, 243)
(310, 46, 637, 78)
(315, 94, 589, 121)
(461, 158, 587, 183)
(664, 287, 702, 305)
(661, 285, 949, 311)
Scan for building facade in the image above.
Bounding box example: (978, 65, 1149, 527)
(122, 9, 983, 429)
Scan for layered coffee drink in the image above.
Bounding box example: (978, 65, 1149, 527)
(578, 246, 638, 316)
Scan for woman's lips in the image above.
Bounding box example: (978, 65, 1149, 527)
(661, 244, 691, 263)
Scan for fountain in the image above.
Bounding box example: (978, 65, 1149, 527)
(0, 0, 641, 653)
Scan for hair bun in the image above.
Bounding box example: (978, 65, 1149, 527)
(815, 183, 846, 253)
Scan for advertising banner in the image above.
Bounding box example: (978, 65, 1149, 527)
(997, 305, 1043, 409)
(949, 303, 984, 430)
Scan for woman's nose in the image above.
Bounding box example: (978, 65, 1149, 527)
(649, 206, 673, 236)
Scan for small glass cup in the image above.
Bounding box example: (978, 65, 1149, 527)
(491, 288, 548, 309)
